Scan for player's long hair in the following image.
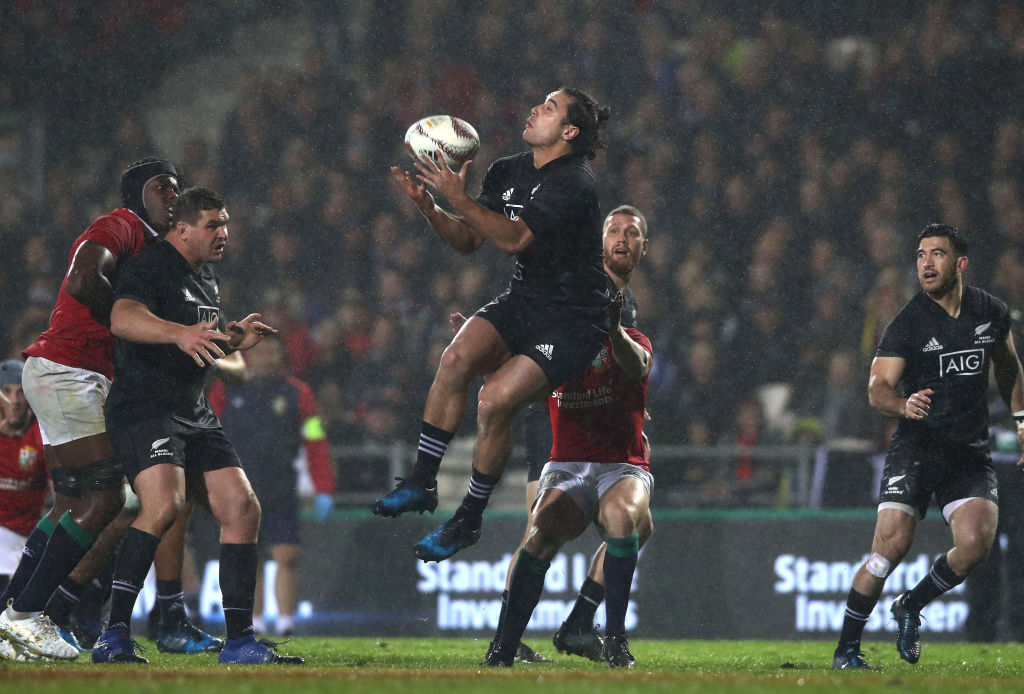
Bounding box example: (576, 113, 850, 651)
(560, 86, 610, 160)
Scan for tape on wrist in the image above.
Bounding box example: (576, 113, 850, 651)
(1014, 410, 1024, 432)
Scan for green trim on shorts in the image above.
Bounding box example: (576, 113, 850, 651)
(58, 511, 100, 550)
(605, 531, 639, 558)
(36, 516, 56, 536)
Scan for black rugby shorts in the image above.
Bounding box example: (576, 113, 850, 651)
(475, 290, 606, 390)
(879, 438, 998, 520)
(110, 417, 241, 485)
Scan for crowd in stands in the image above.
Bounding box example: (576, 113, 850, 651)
(2, 1, 1024, 504)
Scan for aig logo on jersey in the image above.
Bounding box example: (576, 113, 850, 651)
(198, 305, 219, 324)
(939, 348, 984, 377)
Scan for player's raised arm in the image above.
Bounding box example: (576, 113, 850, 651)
(391, 164, 485, 255)
(413, 155, 534, 255)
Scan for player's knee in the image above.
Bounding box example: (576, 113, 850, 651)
(141, 497, 184, 537)
(957, 532, 995, 567)
(599, 501, 639, 538)
(865, 552, 893, 578)
(438, 343, 475, 383)
(76, 487, 126, 530)
(476, 390, 517, 428)
(523, 525, 561, 561)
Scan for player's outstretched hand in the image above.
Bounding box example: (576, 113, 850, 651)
(176, 317, 230, 367)
(226, 313, 278, 351)
(450, 312, 468, 334)
(414, 149, 471, 203)
(390, 166, 435, 214)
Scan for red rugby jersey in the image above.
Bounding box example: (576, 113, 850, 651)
(23, 209, 160, 379)
(546, 328, 651, 470)
(0, 420, 48, 537)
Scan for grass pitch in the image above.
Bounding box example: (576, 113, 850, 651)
(3, 637, 1024, 693)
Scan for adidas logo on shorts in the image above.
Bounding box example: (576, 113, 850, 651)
(535, 344, 554, 360)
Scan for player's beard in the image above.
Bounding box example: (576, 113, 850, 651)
(604, 253, 636, 279)
(923, 267, 959, 298)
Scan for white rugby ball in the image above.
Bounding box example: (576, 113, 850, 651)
(404, 115, 480, 169)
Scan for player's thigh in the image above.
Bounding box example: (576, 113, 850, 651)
(597, 472, 651, 536)
(133, 463, 187, 524)
(440, 315, 511, 379)
(948, 497, 999, 552)
(479, 355, 551, 417)
(528, 489, 588, 558)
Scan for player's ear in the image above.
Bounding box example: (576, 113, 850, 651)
(958, 255, 969, 273)
(562, 124, 579, 142)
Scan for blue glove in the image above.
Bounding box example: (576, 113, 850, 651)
(314, 493, 334, 522)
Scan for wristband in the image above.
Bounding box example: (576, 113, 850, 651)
(1014, 410, 1024, 432)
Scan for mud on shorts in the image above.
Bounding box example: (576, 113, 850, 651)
(475, 290, 607, 391)
(109, 416, 241, 487)
(535, 461, 653, 529)
(878, 437, 998, 522)
(22, 356, 110, 446)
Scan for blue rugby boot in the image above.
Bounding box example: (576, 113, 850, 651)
(218, 635, 304, 665)
(414, 512, 481, 562)
(832, 646, 875, 669)
(890, 592, 921, 664)
(157, 621, 224, 653)
(92, 628, 148, 664)
(372, 477, 438, 517)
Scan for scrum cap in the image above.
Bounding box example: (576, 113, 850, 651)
(120, 158, 178, 229)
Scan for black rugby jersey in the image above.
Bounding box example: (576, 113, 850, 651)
(105, 241, 223, 428)
(477, 152, 609, 324)
(876, 285, 1011, 445)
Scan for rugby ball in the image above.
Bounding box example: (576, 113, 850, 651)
(404, 115, 480, 169)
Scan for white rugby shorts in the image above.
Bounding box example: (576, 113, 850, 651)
(535, 461, 653, 528)
(0, 524, 29, 575)
(22, 356, 111, 446)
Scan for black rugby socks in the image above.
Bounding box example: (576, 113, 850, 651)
(410, 422, 453, 487)
(837, 588, 877, 652)
(107, 528, 160, 631)
(905, 553, 963, 611)
(220, 543, 258, 641)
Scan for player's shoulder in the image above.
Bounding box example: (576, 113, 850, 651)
(543, 152, 595, 183)
(79, 208, 141, 245)
(891, 291, 931, 323)
(487, 152, 531, 173)
(965, 285, 1009, 318)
